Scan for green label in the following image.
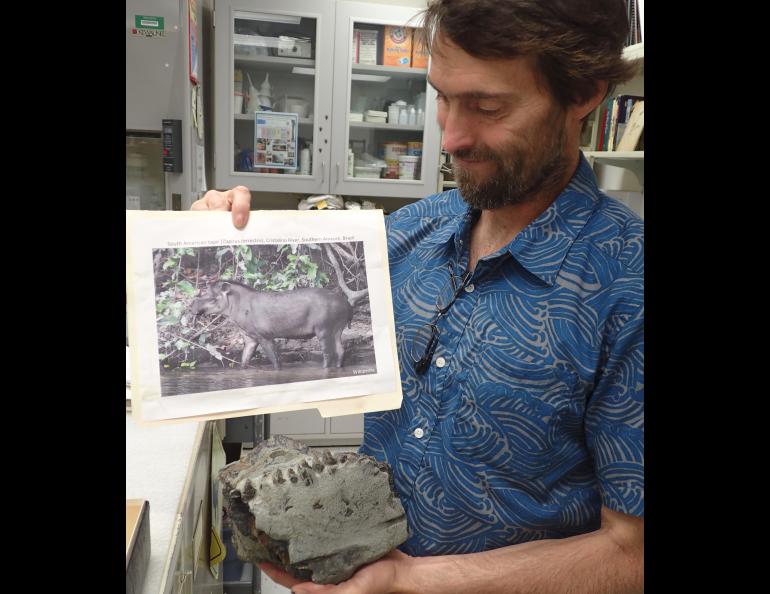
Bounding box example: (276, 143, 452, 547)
(135, 15, 164, 30)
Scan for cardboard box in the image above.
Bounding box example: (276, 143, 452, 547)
(411, 31, 429, 68)
(383, 26, 412, 67)
(126, 499, 151, 594)
(356, 28, 378, 65)
(352, 29, 360, 63)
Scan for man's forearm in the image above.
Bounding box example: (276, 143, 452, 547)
(395, 508, 643, 594)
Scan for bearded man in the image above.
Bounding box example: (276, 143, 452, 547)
(194, 1, 644, 592)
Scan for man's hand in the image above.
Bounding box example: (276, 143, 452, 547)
(258, 550, 410, 594)
(191, 185, 252, 228)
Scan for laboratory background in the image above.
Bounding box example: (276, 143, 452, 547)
(125, 1, 644, 592)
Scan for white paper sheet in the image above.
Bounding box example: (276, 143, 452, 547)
(126, 209, 402, 425)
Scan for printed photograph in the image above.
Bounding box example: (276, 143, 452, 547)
(151, 241, 375, 397)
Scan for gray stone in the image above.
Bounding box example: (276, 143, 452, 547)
(219, 435, 409, 584)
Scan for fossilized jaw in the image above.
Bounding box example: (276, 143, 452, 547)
(219, 435, 409, 584)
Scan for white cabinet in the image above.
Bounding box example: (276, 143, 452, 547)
(213, 0, 441, 199)
(329, 1, 440, 199)
(269, 409, 364, 446)
(214, 0, 336, 194)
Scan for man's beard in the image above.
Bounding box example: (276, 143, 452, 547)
(453, 110, 570, 210)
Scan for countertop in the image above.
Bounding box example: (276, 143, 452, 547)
(126, 412, 203, 594)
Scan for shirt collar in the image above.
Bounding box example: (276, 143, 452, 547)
(507, 153, 601, 285)
(431, 153, 602, 286)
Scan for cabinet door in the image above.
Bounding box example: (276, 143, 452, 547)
(214, 0, 335, 194)
(330, 1, 441, 199)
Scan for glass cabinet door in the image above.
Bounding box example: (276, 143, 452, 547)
(331, 2, 441, 199)
(214, 1, 334, 193)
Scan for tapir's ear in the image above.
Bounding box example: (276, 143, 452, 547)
(220, 282, 231, 294)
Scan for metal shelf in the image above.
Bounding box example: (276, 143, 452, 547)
(351, 63, 427, 78)
(583, 150, 644, 162)
(349, 121, 423, 131)
(234, 114, 314, 126)
(584, 151, 644, 188)
(234, 53, 315, 71)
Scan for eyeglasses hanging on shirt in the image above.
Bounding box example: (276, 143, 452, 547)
(408, 261, 472, 374)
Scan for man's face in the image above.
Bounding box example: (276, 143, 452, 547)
(428, 37, 572, 209)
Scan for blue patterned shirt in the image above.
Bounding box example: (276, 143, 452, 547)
(360, 154, 644, 556)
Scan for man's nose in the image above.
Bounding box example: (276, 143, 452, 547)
(439, 106, 475, 155)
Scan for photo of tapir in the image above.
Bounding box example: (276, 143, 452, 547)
(152, 241, 376, 397)
(190, 244, 368, 370)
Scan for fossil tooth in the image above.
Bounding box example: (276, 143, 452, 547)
(218, 435, 408, 585)
(242, 480, 256, 501)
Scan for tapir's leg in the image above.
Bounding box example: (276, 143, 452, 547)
(334, 329, 345, 368)
(259, 338, 281, 370)
(317, 331, 332, 368)
(241, 336, 259, 368)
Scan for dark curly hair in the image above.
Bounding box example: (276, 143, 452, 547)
(416, 0, 638, 108)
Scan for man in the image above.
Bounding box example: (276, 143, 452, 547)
(194, 1, 643, 592)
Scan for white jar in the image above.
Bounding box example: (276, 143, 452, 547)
(398, 155, 420, 180)
(398, 107, 408, 125)
(388, 104, 400, 124)
(407, 105, 416, 125)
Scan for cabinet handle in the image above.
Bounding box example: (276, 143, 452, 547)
(321, 161, 326, 185)
(336, 163, 340, 186)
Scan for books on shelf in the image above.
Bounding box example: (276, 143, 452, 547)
(598, 96, 612, 151)
(616, 100, 644, 151)
(611, 95, 643, 151)
(589, 94, 644, 152)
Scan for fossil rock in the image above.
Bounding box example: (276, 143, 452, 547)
(219, 435, 409, 584)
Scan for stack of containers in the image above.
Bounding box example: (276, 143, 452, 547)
(364, 110, 388, 123)
(399, 141, 422, 180)
(383, 142, 407, 179)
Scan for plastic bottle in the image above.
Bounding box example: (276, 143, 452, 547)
(417, 107, 425, 126)
(408, 105, 417, 125)
(398, 107, 408, 125)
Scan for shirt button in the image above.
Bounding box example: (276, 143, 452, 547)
(464, 283, 475, 293)
(435, 356, 446, 368)
(413, 427, 424, 439)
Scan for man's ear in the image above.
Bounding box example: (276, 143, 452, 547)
(572, 80, 610, 122)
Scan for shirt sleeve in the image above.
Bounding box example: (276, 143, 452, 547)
(585, 303, 644, 517)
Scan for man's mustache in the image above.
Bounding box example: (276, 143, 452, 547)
(452, 147, 500, 162)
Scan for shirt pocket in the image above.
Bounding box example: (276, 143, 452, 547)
(442, 369, 584, 485)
